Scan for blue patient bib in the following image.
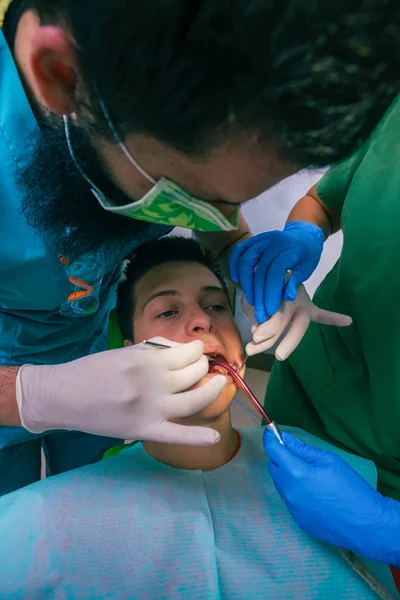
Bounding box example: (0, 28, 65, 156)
(0, 427, 394, 599)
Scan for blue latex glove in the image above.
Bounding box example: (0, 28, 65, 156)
(264, 429, 400, 567)
(230, 221, 324, 322)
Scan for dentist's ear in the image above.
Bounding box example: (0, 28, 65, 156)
(30, 24, 78, 115)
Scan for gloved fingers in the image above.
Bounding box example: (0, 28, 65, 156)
(263, 249, 296, 317)
(274, 309, 310, 361)
(148, 421, 221, 446)
(241, 295, 257, 327)
(165, 374, 227, 419)
(311, 306, 353, 328)
(252, 308, 285, 343)
(252, 300, 296, 343)
(229, 235, 262, 284)
(240, 296, 261, 333)
(280, 432, 331, 464)
(267, 461, 286, 496)
(155, 339, 206, 370)
(253, 249, 281, 322)
(245, 339, 267, 357)
(236, 238, 273, 306)
(167, 355, 210, 393)
(245, 317, 290, 357)
(283, 274, 298, 302)
(263, 428, 306, 475)
(245, 303, 295, 357)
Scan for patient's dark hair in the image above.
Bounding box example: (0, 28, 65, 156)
(117, 236, 228, 341)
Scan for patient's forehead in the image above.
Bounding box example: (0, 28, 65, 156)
(135, 261, 225, 311)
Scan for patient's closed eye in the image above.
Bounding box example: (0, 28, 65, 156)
(206, 304, 226, 312)
(156, 310, 178, 319)
(156, 304, 226, 319)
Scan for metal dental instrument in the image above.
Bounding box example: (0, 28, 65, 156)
(142, 340, 285, 445)
(208, 359, 284, 445)
(143, 340, 214, 362)
(143, 340, 175, 350)
(236, 352, 249, 374)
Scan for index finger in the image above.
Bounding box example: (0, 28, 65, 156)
(312, 307, 353, 327)
(166, 375, 227, 418)
(151, 338, 205, 370)
(229, 237, 256, 283)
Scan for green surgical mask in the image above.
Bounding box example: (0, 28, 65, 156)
(63, 105, 240, 232)
(95, 177, 239, 232)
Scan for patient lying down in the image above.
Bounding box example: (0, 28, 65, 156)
(0, 238, 392, 599)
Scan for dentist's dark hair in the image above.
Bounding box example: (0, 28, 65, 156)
(24, 0, 400, 165)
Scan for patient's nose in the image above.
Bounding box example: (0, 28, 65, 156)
(187, 306, 213, 333)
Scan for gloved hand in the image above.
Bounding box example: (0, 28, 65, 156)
(16, 337, 227, 446)
(230, 221, 325, 322)
(241, 285, 352, 361)
(264, 429, 400, 567)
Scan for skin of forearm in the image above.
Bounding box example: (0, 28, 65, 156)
(287, 184, 341, 240)
(0, 367, 21, 426)
(196, 212, 252, 278)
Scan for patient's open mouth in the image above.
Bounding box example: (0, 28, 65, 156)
(204, 351, 240, 375)
(205, 352, 228, 363)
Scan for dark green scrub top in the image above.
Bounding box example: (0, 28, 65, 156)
(265, 94, 400, 500)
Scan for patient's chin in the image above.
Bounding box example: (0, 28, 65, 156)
(188, 376, 237, 420)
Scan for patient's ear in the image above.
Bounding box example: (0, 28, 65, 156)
(124, 339, 133, 347)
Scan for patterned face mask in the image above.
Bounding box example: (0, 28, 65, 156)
(63, 103, 240, 232)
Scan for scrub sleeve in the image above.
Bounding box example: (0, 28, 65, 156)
(265, 94, 400, 501)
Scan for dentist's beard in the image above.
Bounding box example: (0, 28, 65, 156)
(21, 118, 146, 261)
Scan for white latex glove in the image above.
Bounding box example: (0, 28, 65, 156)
(242, 285, 352, 361)
(16, 337, 227, 446)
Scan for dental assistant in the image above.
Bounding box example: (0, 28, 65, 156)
(0, 0, 396, 495)
(233, 90, 400, 570)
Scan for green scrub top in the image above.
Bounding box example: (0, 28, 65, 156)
(265, 94, 400, 501)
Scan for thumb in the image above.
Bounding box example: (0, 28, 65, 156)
(154, 421, 221, 446)
(282, 432, 331, 464)
(263, 429, 307, 473)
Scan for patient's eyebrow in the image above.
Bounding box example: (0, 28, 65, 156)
(200, 285, 225, 294)
(143, 290, 179, 310)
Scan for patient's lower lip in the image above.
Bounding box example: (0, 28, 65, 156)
(212, 366, 228, 375)
(207, 365, 234, 379)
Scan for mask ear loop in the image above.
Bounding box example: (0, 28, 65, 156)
(63, 114, 107, 201)
(97, 99, 157, 185)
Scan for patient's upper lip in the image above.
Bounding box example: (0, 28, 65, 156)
(203, 343, 229, 363)
(202, 343, 243, 368)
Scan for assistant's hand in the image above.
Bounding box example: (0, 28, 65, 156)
(230, 221, 324, 322)
(242, 285, 352, 361)
(264, 429, 400, 566)
(16, 338, 227, 446)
